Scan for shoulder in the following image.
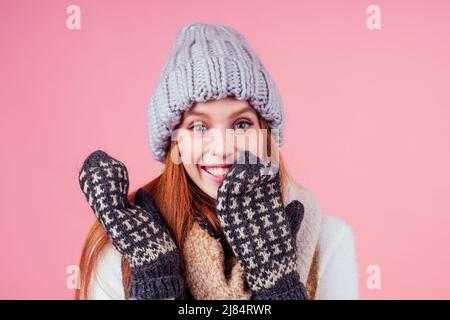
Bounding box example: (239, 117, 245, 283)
(318, 215, 357, 266)
(283, 177, 322, 219)
(316, 215, 359, 299)
(88, 244, 125, 300)
(319, 216, 355, 247)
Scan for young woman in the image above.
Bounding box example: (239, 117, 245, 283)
(75, 22, 358, 300)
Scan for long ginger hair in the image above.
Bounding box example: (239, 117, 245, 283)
(75, 116, 294, 300)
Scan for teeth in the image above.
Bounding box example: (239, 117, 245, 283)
(205, 167, 230, 177)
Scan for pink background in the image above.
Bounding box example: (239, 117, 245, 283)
(1, 0, 449, 299)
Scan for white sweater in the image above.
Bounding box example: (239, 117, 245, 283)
(87, 215, 358, 299)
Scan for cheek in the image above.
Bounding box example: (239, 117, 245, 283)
(178, 135, 204, 165)
(235, 128, 266, 158)
(183, 163, 200, 181)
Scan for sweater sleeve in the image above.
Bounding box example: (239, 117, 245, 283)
(316, 216, 359, 300)
(87, 244, 126, 300)
(87, 244, 177, 300)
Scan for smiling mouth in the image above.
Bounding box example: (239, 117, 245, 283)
(200, 164, 232, 178)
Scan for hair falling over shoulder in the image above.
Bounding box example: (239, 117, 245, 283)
(74, 117, 291, 300)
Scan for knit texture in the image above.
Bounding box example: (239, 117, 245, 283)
(147, 22, 285, 162)
(216, 150, 308, 300)
(183, 213, 308, 300)
(78, 150, 184, 299)
(183, 221, 252, 300)
(282, 174, 323, 285)
(86, 180, 331, 300)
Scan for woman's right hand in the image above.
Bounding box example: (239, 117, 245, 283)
(78, 150, 184, 300)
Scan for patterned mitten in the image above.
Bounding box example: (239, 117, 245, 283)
(78, 150, 184, 299)
(183, 218, 252, 300)
(216, 150, 308, 300)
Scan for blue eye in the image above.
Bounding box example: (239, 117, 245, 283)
(190, 122, 207, 132)
(234, 120, 252, 130)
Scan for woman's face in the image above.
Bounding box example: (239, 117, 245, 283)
(175, 98, 263, 199)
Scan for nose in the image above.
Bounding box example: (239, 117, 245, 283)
(204, 128, 235, 163)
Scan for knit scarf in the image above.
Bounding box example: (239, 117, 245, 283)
(183, 175, 323, 299)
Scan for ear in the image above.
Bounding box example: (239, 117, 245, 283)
(285, 200, 305, 238)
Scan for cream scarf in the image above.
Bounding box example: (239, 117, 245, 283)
(183, 175, 323, 299)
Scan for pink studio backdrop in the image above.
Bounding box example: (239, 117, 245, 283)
(1, 0, 449, 299)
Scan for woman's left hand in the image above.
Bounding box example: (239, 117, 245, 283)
(216, 150, 308, 300)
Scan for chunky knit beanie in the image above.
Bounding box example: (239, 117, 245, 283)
(147, 22, 286, 162)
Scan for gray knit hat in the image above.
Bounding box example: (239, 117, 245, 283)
(147, 22, 286, 163)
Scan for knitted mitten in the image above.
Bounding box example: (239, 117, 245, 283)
(183, 217, 252, 300)
(78, 150, 184, 300)
(216, 150, 308, 300)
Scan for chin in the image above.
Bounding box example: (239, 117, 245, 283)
(197, 164, 230, 199)
(204, 187, 218, 200)
(198, 175, 219, 199)
(183, 163, 228, 200)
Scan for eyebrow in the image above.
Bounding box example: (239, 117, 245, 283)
(229, 106, 255, 118)
(184, 106, 255, 120)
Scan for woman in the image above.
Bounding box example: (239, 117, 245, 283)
(75, 22, 358, 300)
